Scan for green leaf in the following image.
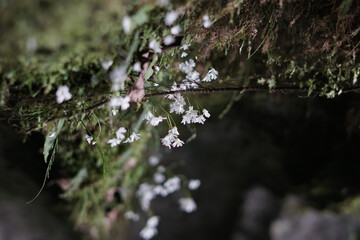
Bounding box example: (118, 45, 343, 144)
(27, 138, 58, 204)
(43, 119, 64, 163)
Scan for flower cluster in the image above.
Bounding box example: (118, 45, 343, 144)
(140, 216, 160, 240)
(161, 127, 184, 148)
(109, 96, 130, 110)
(182, 107, 210, 125)
(107, 127, 126, 147)
(145, 111, 167, 126)
(56, 85, 72, 104)
(85, 134, 96, 145)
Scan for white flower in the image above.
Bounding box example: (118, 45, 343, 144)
(109, 96, 130, 110)
(188, 179, 201, 190)
(122, 16, 132, 34)
(116, 127, 127, 140)
(111, 109, 118, 116)
(170, 101, 185, 114)
(194, 114, 206, 124)
(180, 44, 191, 50)
(101, 60, 113, 70)
(137, 183, 156, 211)
(172, 138, 184, 147)
(145, 111, 167, 126)
(154, 66, 160, 72)
(147, 216, 160, 228)
(48, 132, 56, 138)
(154, 83, 159, 87)
(186, 71, 200, 81)
(179, 198, 197, 213)
(110, 66, 127, 91)
(133, 62, 142, 72)
(56, 85, 72, 104)
(179, 59, 196, 74)
(181, 106, 200, 124)
(124, 211, 140, 221)
(107, 138, 121, 147)
(154, 172, 165, 184)
(149, 156, 160, 166)
(171, 25, 182, 35)
(149, 39, 162, 53)
(202, 68, 218, 82)
(163, 35, 175, 46)
(203, 109, 210, 118)
(124, 132, 140, 143)
(164, 11, 178, 25)
(163, 176, 181, 193)
(161, 135, 172, 148)
(203, 15, 212, 28)
(85, 134, 96, 145)
(140, 226, 157, 240)
(181, 52, 188, 58)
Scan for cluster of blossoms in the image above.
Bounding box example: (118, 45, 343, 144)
(56, 85, 72, 104)
(145, 111, 167, 126)
(203, 15, 212, 28)
(109, 96, 130, 111)
(160, 127, 184, 149)
(140, 216, 160, 240)
(182, 107, 210, 125)
(85, 134, 96, 145)
(107, 127, 140, 147)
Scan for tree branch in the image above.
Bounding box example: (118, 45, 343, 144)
(23, 85, 360, 134)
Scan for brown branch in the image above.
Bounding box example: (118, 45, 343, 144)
(23, 86, 360, 134)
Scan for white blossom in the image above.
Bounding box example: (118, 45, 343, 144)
(49, 132, 56, 138)
(147, 216, 160, 228)
(111, 109, 118, 116)
(161, 135, 173, 148)
(194, 114, 206, 124)
(172, 138, 184, 147)
(163, 176, 181, 193)
(110, 66, 127, 91)
(145, 111, 167, 126)
(56, 85, 72, 104)
(124, 211, 140, 221)
(137, 183, 156, 211)
(188, 179, 201, 190)
(171, 25, 182, 35)
(101, 60, 113, 71)
(180, 44, 191, 50)
(149, 39, 162, 53)
(202, 68, 218, 82)
(203, 109, 210, 118)
(85, 134, 96, 145)
(123, 132, 140, 143)
(154, 172, 166, 184)
(179, 198, 197, 213)
(140, 226, 157, 240)
(163, 35, 175, 46)
(107, 138, 121, 147)
(133, 62, 142, 72)
(186, 71, 200, 81)
(109, 96, 130, 110)
(203, 15, 212, 28)
(164, 11, 178, 25)
(116, 127, 127, 140)
(179, 59, 196, 74)
(122, 16, 132, 34)
(181, 106, 199, 124)
(181, 52, 188, 58)
(149, 156, 160, 166)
